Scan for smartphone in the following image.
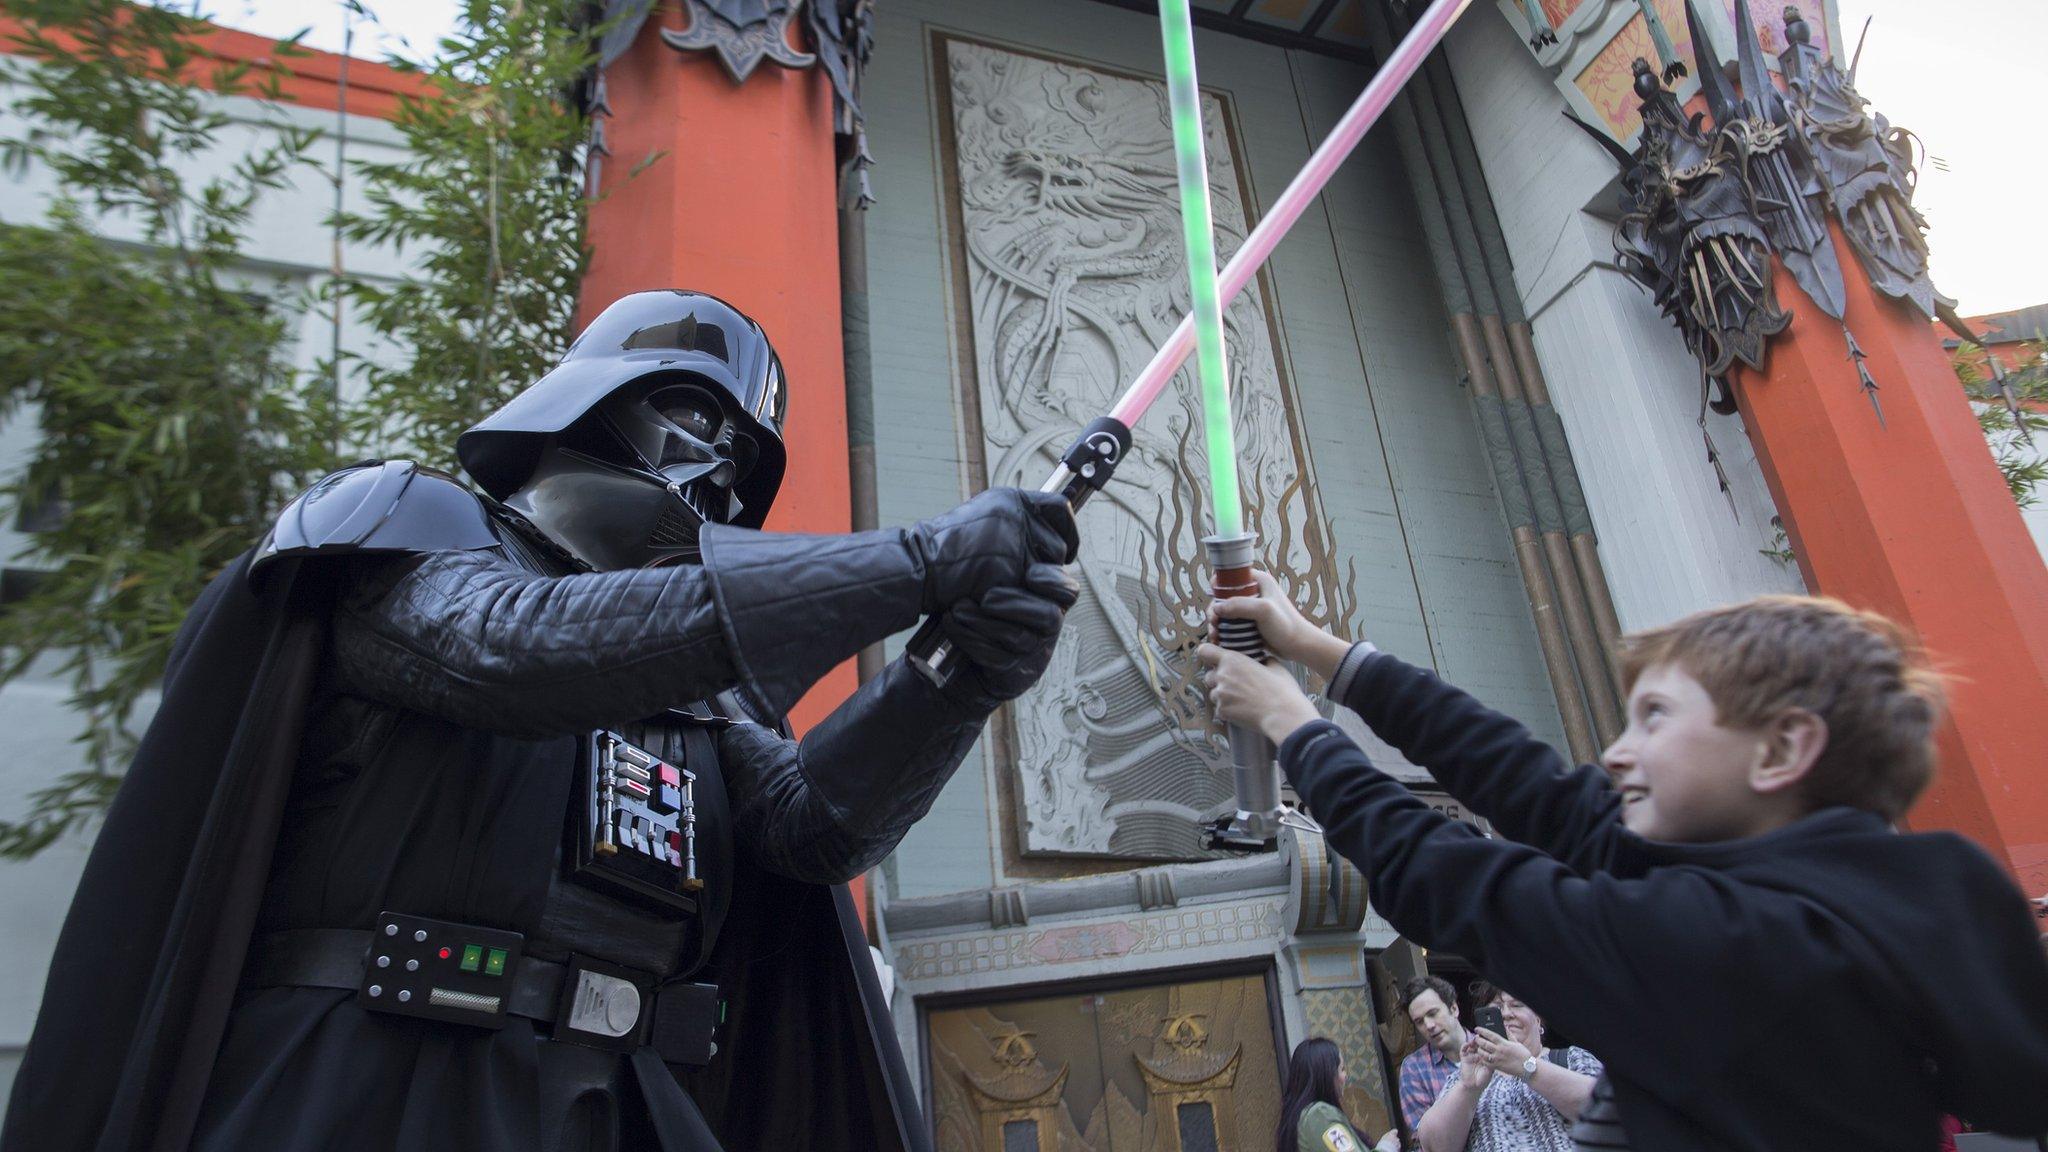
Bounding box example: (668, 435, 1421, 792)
(1474, 1005, 1505, 1038)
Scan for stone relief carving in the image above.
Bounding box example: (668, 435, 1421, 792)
(941, 38, 1355, 860)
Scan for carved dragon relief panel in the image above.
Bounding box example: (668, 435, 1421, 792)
(938, 36, 1356, 861)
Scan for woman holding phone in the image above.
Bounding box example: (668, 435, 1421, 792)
(1416, 983, 1602, 1152)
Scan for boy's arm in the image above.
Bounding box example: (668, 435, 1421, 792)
(1282, 720, 1752, 1092)
(1329, 645, 1625, 872)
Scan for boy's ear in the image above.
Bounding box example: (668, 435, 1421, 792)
(1752, 708, 1828, 795)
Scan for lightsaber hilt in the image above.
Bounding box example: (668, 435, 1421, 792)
(1202, 531, 1284, 851)
(907, 417, 1132, 687)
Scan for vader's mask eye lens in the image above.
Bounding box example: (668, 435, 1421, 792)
(652, 389, 722, 446)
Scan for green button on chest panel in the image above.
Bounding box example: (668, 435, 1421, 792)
(459, 944, 483, 972)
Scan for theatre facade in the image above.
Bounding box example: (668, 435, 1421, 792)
(578, 0, 2048, 1145)
(3, 0, 2042, 1145)
(577, 0, 2048, 1144)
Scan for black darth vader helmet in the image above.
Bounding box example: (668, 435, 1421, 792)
(456, 290, 789, 570)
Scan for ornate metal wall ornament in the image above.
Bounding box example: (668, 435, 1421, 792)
(1778, 5, 1944, 320)
(1518, 0, 1561, 49)
(1982, 351, 2032, 444)
(1588, 58, 1787, 381)
(584, 1, 876, 204)
(1688, 0, 1846, 322)
(660, 0, 815, 84)
(1575, 0, 1944, 434)
(808, 0, 875, 207)
(1636, 0, 1687, 82)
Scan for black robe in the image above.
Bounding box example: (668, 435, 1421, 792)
(1, 552, 927, 1152)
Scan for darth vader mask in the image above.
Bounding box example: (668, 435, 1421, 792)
(457, 290, 789, 570)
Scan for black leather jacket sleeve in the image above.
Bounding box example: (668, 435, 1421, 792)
(330, 549, 749, 737)
(328, 514, 953, 739)
(1335, 647, 1625, 874)
(716, 655, 999, 884)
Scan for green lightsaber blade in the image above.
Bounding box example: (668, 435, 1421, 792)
(1157, 0, 1243, 539)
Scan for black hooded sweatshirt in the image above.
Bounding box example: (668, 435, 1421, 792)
(1284, 646, 2048, 1152)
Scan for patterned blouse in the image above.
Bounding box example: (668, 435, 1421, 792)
(1436, 1046, 1605, 1152)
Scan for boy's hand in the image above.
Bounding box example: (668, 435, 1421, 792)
(1208, 570, 1353, 680)
(1196, 643, 1322, 744)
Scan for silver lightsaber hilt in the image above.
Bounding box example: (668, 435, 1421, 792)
(907, 417, 1131, 686)
(1202, 531, 1284, 851)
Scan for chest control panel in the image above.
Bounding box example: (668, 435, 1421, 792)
(568, 730, 702, 915)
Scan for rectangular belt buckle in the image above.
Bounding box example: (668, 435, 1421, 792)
(555, 954, 653, 1053)
(357, 912, 524, 1030)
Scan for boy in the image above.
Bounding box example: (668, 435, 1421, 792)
(1197, 581, 2048, 1150)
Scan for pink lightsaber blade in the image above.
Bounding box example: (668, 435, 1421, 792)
(908, 0, 1475, 690)
(1108, 0, 1476, 427)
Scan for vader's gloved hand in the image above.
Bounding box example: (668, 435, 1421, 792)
(909, 488, 1079, 614)
(723, 561, 1081, 884)
(939, 562, 1079, 703)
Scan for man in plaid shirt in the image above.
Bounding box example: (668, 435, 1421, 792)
(1397, 976, 1466, 1137)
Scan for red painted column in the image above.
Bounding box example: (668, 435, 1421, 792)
(1732, 221, 2048, 893)
(580, 3, 866, 920)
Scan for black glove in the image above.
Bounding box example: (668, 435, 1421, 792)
(909, 488, 1079, 614)
(939, 562, 1079, 703)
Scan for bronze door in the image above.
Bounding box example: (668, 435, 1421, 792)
(926, 971, 1282, 1152)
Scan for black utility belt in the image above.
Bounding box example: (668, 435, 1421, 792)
(567, 729, 709, 916)
(241, 912, 723, 1065)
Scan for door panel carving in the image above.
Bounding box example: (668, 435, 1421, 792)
(938, 35, 1356, 861)
(927, 972, 1282, 1151)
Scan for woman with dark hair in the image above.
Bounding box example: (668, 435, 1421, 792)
(1278, 1037, 1396, 1152)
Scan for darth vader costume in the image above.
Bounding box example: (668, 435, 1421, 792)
(2, 291, 1079, 1152)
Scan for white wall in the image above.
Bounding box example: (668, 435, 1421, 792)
(0, 69, 424, 1102)
(1443, 12, 1806, 633)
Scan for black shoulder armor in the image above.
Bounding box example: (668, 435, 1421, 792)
(250, 461, 498, 585)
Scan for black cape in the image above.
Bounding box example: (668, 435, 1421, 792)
(1, 552, 928, 1152)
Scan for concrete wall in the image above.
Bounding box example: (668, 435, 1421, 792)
(1441, 11, 1806, 632)
(0, 73, 419, 1101)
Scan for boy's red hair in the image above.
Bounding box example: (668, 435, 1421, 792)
(1621, 596, 1947, 821)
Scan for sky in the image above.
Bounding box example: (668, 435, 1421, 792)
(204, 0, 2048, 316)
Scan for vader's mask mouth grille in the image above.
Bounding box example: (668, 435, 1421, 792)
(649, 507, 697, 549)
(646, 477, 728, 562)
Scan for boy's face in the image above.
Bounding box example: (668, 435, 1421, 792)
(1603, 662, 1786, 843)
